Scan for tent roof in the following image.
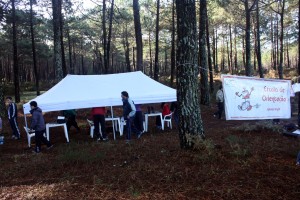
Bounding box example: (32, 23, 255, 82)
(23, 71, 177, 114)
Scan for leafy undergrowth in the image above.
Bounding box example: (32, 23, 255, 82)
(0, 106, 300, 199)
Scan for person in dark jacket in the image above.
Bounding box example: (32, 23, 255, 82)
(5, 97, 20, 139)
(121, 91, 141, 142)
(29, 101, 52, 153)
(63, 109, 80, 132)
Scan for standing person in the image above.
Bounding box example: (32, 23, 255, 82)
(214, 85, 224, 119)
(134, 104, 144, 133)
(63, 109, 80, 132)
(29, 101, 53, 153)
(91, 107, 108, 141)
(5, 97, 20, 139)
(121, 91, 140, 142)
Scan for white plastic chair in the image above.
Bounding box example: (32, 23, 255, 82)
(87, 119, 102, 138)
(23, 126, 35, 147)
(163, 112, 173, 129)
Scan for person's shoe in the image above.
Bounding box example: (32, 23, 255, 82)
(11, 135, 16, 139)
(102, 137, 109, 141)
(47, 145, 54, 150)
(137, 131, 144, 139)
(125, 139, 130, 144)
(32, 147, 40, 153)
(97, 137, 102, 141)
(213, 114, 217, 118)
(296, 162, 300, 166)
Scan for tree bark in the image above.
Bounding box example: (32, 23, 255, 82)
(154, 0, 160, 81)
(12, 0, 20, 102)
(215, 29, 218, 72)
(52, 0, 64, 80)
(133, 0, 143, 71)
(244, 0, 252, 76)
(67, 27, 73, 73)
(102, 0, 108, 73)
(170, 0, 176, 87)
(229, 24, 233, 74)
(176, 0, 205, 149)
(30, 0, 40, 95)
(206, 7, 214, 93)
(106, 0, 114, 73)
(149, 32, 153, 77)
(123, 23, 131, 72)
(199, 0, 210, 105)
(278, 0, 285, 79)
(234, 27, 238, 71)
(256, 0, 263, 78)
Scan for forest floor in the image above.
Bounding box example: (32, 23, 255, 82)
(0, 104, 300, 200)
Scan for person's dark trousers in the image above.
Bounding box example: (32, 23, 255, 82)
(67, 115, 80, 131)
(9, 117, 20, 138)
(125, 116, 140, 140)
(214, 102, 224, 119)
(93, 114, 107, 139)
(156, 116, 162, 126)
(35, 129, 51, 152)
(134, 111, 144, 132)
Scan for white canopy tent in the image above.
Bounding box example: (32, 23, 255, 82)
(23, 71, 177, 115)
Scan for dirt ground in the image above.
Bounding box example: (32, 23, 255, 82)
(0, 105, 300, 200)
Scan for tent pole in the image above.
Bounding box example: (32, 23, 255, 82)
(110, 106, 116, 140)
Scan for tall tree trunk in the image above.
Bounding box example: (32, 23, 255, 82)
(278, 0, 285, 79)
(234, 27, 238, 72)
(215, 29, 218, 72)
(227, 37, 230, 72)
(60, 8, 67, 76)
(30, 0, 40, 95)
(102, 0, 108, 73)
(149, 32, 153, 77)
(297, 0, 300, 116)
(12, 0, 20, 102)
(286, 38, 290, 68)
(124, 23, 131, 72)
(242, 35, 246, 69)
(52, 0, 64, 80)
(67, 27, 73, 73)
(170, 0, 176, 87)
(206, 8, 213, 93)
(133, 0, 143, 71)
(229, 24, 233, 74)
(132, 47, 136, 70)
(244, 0, 252, 76)
(106, 0, 114, 73)
(0, 60, 5, 117)
(199, 0, 209, 105)
(154, 0, 160, 81)
(212, 28, 216, 72)
(271, 15, 276, 70)
(176, 0, 205, 149)
(256, 0, 263, 78)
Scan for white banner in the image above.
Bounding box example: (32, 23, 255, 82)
(222, 75, 291, 120)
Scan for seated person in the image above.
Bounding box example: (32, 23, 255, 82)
(156, 102, 170, 129)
